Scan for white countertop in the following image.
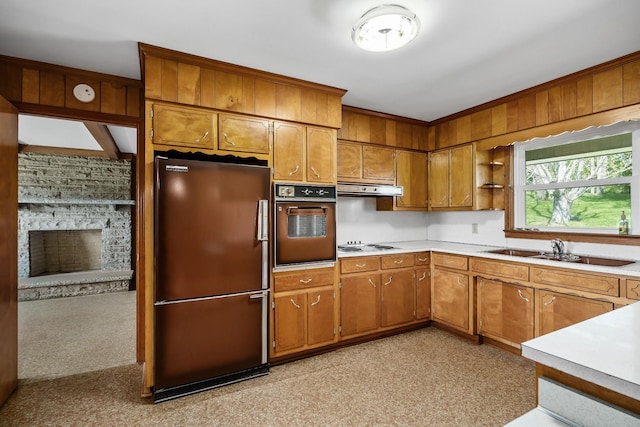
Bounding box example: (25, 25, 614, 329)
(337, 239, 640, 278)
(521, 301, 640, 401)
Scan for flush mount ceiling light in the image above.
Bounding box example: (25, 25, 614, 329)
(352, 4, 420, 52)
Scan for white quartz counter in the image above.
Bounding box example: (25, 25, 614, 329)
(521, 301, 640, 401)
(336, 239, 640, 278)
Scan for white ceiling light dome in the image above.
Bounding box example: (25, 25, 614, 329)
(352, 4, 421, 52)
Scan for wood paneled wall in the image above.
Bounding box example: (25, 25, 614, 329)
(337, 106, 430, 151)
(0, 55, 142, 123)
(140, 44, 345, 129)
(431, 52, 640, 149)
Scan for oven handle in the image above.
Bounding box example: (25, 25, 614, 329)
(286, 206, 328, 215)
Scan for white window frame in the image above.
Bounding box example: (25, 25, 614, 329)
(513, 121, 640, 235)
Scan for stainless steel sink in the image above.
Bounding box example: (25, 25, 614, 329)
(485, 248, 541, 257)
(485, 248, 635, 267)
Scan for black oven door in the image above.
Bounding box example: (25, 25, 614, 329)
(275, 201, 336, 266)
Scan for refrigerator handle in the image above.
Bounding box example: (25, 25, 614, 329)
(257, 200, 269, 242)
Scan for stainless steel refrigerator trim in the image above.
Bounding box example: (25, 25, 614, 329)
(154, 289, 269, 306)
(258, 199, 269, 291)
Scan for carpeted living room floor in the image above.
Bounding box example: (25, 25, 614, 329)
(1, 292, 536, 426)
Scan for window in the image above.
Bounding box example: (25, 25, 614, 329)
(513, 121, 640, 235)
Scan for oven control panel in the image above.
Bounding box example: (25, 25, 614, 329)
(275, 183, 336, 201)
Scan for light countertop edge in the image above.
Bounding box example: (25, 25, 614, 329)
(521, 301, 640, 401)
(336, 239, 640, 278)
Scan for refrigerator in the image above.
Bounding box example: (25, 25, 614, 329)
(154, 156, 270, 403)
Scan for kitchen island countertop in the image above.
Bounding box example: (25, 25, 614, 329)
(521, 301, 640, 401)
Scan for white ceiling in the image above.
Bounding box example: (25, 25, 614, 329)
(2, 0, 640, 153)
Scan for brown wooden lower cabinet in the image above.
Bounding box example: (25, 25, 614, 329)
(416, 268, 431, 320)
(477, 277, 534, 347)
(535, 290, 613, 336)
(381, 270, 416, 327)
(340, 274, 381, 337)
(273, 288, 336, 353)
(431, 268, 470, 332)
(272, 267, 337, 356)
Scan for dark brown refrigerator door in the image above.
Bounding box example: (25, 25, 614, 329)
(154, 291, 267, 392)
(155, 158, 270, 301)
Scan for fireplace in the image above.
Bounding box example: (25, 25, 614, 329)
(17, 152, 134, 301)
(29, 229, 102, 277)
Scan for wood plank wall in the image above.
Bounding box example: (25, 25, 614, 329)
(140, 44, 346, 129)
(0, 55, 142, 123)
(337, 106, 430, 151)
(430, 52, 640, 150)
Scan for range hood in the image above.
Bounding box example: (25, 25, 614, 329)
(337, 183, 404, 197)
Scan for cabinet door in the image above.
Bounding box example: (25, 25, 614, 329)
(362, 145, 395, 183)
(428, 150, 449, 208)
(477, 278, 534, 346)
(381, 270, 416, 327)
(273, 121, 304, 182)
(274, 293, 306, 352)
(340, 275, 380, 337)
(450, 145, 473, 207)
(536, 290, 613, 336)
(307, 289, 335, 346)
(396, 151, 428, 208)
(432, 268, 469, 331)
(416, 269, 431, 320)
(337, 141, 363, 179)
(218, 113, 270, 154)
(152, 103, 216, 149)
(307, 127, 336, 184)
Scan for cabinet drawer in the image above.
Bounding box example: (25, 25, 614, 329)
(432, 253, 468, 271)
(274, 267, 334, 292)
(415, 252, 430, 266)
(532, 267, 619, 297)
(381, 253, 415, 270)
(340, 256, 380, 274)
(470, 258, 529, 282)
(627, 279, 640, 300)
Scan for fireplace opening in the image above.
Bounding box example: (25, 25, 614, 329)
(29, 230, 102, 277)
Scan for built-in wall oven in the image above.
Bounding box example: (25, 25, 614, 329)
(274, 183, 336, 268)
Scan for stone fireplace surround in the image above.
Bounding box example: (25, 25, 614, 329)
(17, 153, 134, 301)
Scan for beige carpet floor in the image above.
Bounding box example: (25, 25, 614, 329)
(17, 290, 137, 384)
(1, 325, 536, 426)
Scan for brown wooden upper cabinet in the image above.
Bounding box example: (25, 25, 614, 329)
(150, 102, 217, 150)
(273, 122, 337, 184)
(218, 113, 270, 154)
(395, 150, 428, 209)
(337, 140, 395, 184)
(428, 144, 473, 209)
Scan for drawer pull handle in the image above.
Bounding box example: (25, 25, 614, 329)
(544, 296, 556, 306)
(350, 167, 359, 175)
(368, 279, 376, 288)
(223, 132, 236, 146)
(517, 290, 529, 302)
(311, 167, 320, 178)
(290, 299, 301, 309)
(195, 131, 209, 143)
(289, 165, 300, 176)
(384, 277, 392, 286)
(394, 260, 404, 265)
(418, 272, 426, 281)
(311, 295, 321, 306)
(456, 277, 466, 287)
(299, 278, 313, 284)
(356, 263, 367, 268)
(418, 258, 428, 262)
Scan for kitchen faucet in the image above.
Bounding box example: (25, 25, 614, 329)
(551, 239, 565, 258)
